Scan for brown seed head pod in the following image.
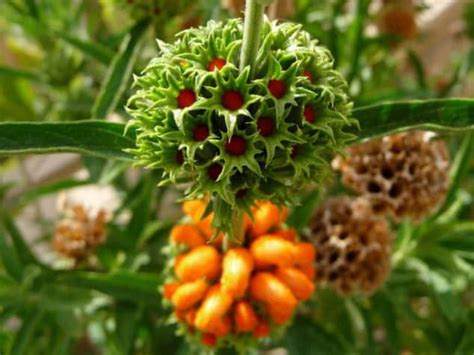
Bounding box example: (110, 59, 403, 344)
(377, 0, 417, 42)
(309, 197, 392, 296)
(53, 204, 109, 261)
(333, 132, 450, 221)
(221, 0, 245, 16)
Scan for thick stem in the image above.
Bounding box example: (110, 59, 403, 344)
(239, 0, 268, 78)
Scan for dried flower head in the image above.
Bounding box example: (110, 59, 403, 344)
(309, 197, 392, 296)
(53, 204, 109, 261)
(127, 19, 355, 235)
(222, 0, 246, 17)
(333, 131, 450, 221)
(378, 0, 417, 42)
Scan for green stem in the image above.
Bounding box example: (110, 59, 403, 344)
(239, 0, 270, 78)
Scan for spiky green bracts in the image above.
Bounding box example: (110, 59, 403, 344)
(127, 19, 356, 237)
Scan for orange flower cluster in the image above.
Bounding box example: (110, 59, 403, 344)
(163, 200, 316, 347)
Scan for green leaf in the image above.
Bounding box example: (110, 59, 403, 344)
(439, 222, 474, 252)
(0, 332, 12, 355)
(92, 19, 150, 119)
(352, 98, 474, 142)
(114, 303, 140, 355)
(57, 32, 114, 65)
(407, 49, 427, 91)
(280, 316, 348, 355)
(10, 309, 43, 355)
(373, 292, 401, 354)
(1, 215, 39, 266)
(0, 226, 23, 282)
(23, 0, 39, 18)
(287, 189, 322, 231)
(437, 133, 474, 215)
(0, 121, 135, 160)
(56, 271, 161, 304)
(346, 0, 370, 85)
(0, 65, 42, 82)
(127, 176, 155, 242)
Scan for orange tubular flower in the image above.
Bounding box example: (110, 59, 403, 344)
(234, 301, 258, 332)
(213, 316, 232, 337)
(185, 308, 197, 327)
(221, 248, 254, 297)
(266, 303, 294, 325)
(201, 333, 217, 347)
(166, 200, 318, 348)
(170, 224, 205, 248)
(175, 245, 221, 282)
(273, 228, 297, 242)
(251, 202, 288, 237)
(274, 267, 315, 300)
(163, 282, 180, 300)
(195, 285, 234, 333)
(250, 272, 297, 319)
(298, 263, 316, 281)
(171, 279, 209, 311)
(182, 200, 206, 222)
(294, 242, 316, 266)
(253, 319, 270, 338)
(250, 235, 296, 268)
(182, 199, 215, 238)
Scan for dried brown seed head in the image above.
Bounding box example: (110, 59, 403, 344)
(309, 197, 392, 296)
(333, 132, 450, 221)
(53, 204, 109, 261)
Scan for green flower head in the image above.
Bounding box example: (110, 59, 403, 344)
(127, 19, 356, 235)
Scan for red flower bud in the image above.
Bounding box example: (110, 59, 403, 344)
(193, 124, 209, 141)
(257, 116, 274, 137)
(268, 80, 286, 99)
(177, 89, 196, 108)
(222, 90, 244, 111)
(225, 136, 247, 156)
(208, 58, 226, 71)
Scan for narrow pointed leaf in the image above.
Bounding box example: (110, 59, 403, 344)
(352, 98, 474, 142)
(0, 66, 42, 82)
(92, 19, 150, 119)
(10, 310, 43, 355)
(57, 32, 114, 65)
(57, 271, 161, 304)
(0, 121, 135, 160)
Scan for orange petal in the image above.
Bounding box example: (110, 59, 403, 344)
(195, 285, 233, 333)
(250, 272, 297, 314)
(250, 235, 296, 269)
(201, 333, 217, 347)
(294, 242, 316, 266)
(250, 202, 288, 237)
(221, 248, 254, 297)
(253, 319, 270, 338)
(170, 224, 205, 248)
(175, 245, 221, 282)
(274, 267, 315, 300)
(163, 282, 180, 300)
(234, 301, 258, 333)
(273, 228, 298, 242)
(171, 279, 209, 311)
(297, 263, 316, 281)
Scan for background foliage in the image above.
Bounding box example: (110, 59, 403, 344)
(0, 0, 474, 354)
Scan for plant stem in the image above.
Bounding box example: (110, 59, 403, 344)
(240, 0, 269, 78)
